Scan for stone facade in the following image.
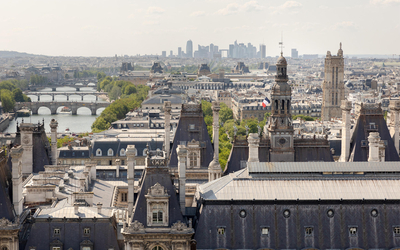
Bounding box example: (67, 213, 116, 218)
(321, 43, 345, 121)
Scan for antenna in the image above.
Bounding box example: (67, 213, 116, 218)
(279, 32, 284, 56)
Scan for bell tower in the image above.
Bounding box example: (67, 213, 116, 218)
(267, 52, 295, 162)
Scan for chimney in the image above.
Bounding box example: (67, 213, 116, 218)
(208, 101, 222, 182)
(97, 202, 102, 214)
(177, 145, 187, 215)
(74, 203, 79, 215)
(126, 145, 137, 217)
(368, 132, 381, 162)
(339, 101, 352, 162)
(389, 100, 400, 155)
(10, 145, 24, 216)
(164, 101, 172, 158)
(247, 133, 260, 162)
(115, 159, 120, 178)
(50, 119, 58, 165)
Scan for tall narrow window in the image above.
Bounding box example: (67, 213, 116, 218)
(287, 100, 290, 113)
(152, 204, 163, 224)
(332, 93, 335, 105)
(189, 152, 197, 167)
(332, 67, 335, 86)
(336, 67, 338, 88)
(275, 100, 278, 112)
(281, 100, 285, 111)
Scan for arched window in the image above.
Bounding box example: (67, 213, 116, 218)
(189, 152, 197, 167)
(107, 148, 114, 156)
(287, 100, 290, 112)
(152, 204, 163, 224)
(275, 100, 278, 111)
(120, 148, 126, 156)
(96, 149, 102, 156)
(281, 100, 285, 111)
(152, 246, 163, 250)
(2, 246, 9, 250)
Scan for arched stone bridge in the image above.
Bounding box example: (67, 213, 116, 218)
(14, 101, 110, 115)
(26, 92, 106, 101)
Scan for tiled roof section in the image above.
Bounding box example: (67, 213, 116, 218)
(0, 151, 14, 221)
(131, 166, 184, 226)
(349, 107, 399, 161)
(169, 104, 213, 168)
(58, 147, 90, 158)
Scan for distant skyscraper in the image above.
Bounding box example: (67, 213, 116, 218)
(162, 51, 166, 57)
(186, 40, 193, 58)
(291, 48, 298, 58)
(321, 43, 345, 121)
(178, 47, 182, 58)
(170, 50, 173, 57)
(260, 44, 266, 58)
(210, 43, 214, 57)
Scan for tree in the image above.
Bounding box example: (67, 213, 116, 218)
(12, 88, 25, 102)
(109, 85, 122, 100)
(123, 85, 137, 95)
(1, 89, 15, 112)
(201, 100, 212, 117)
(219, 103, 233, 124)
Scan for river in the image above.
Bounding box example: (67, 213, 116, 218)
(4, 86, 106, 134)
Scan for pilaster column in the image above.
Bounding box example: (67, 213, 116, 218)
(368, 132, 381, 162)
(50, 119, 58, 165)
(126, 145, 137, 217)
(247, 133, 260, 162)
(339, 100, 352, 162)
(19, 123, 34, 175)
(10, 145, 23, 216)
(164, 101, 172, 159)
(177, 145, 187, 215)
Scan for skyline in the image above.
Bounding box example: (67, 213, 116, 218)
(0, 0, 399, 57)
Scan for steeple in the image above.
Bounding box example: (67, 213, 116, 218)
(267, 50, 294, 162)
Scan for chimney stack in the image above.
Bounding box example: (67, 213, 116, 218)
(97, 202, 102, 214)
(115, 159, 120, 178)
(50, 119, 58, 165)
(339, 100, 352, 162)
(368, 132, 381, 162)
(164, 101, 172, 158)
(126, 145, 137, 217)
(247, 133, 260, 162)
(389, 100, 400, 155)
(177, 145, 187, 215)
(74, 203, 79, 215)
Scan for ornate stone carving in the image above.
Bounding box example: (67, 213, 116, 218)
(125, 220, 145, 234)
(147, 183, 168, 197)
(171, 221, 187, 231)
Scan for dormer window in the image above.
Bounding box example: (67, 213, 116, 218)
(96, 149, 102, 156)
(189, 124, 195, 130)
(120, 148, 126, 156)
(189, 152, 198, 167)
(107, 148, 114, 156)
(145, 183, 170, 227)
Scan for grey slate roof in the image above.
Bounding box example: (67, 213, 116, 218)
(92, 138, 164, 157)
(131, 166, 184, 226)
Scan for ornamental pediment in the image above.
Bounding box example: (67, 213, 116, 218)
(125, 220, 145, 234)
(0, 217, 19, 230)
(147, 183, 169, 197)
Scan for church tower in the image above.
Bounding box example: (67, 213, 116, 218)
(267, 52, 295, 162)
(321, 43, 345, 121)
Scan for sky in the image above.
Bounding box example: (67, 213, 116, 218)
(0, 0, 399, 57)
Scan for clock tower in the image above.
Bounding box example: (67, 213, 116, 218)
(267, 52, 295, 162)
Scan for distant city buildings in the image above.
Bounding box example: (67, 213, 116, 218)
(291, 48, 298, 58)
(260, 44, 266, 58)
(186, 40, 193, 58)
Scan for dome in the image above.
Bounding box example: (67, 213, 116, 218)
(276, 54, 287, 66)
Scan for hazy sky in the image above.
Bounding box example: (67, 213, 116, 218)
(1, 0, 399, 57)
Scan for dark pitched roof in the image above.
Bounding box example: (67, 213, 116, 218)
(169, 104, 213, 168)
(131, 166, 184, 226)
(92, 139, 164, 157)
(58, 148, 90, 158)
(349, 106, 399, 161)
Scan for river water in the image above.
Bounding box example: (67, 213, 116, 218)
(4, 86, 106, 134)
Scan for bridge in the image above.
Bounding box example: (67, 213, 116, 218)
(26, 92, 106, 101)
(14, 101, 110, 115)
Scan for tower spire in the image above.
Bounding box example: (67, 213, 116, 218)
(279, 33, 284, 56)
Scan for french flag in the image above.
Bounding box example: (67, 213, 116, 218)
(262, 97, 270, 108)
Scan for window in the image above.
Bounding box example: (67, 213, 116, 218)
(349, 227, 357, 236)
(121, 193, 127, 202)
(121, 160, 125, 165)
(96, 149, 102, 156)
(84, 228, 90, 236)
(394, 227, 400, 236)
(54, 228, 60, 236)
(283, 209, 290, 218)
(2, 247, 8, 250)
(152, 247, 163, 250)
(72, 152, 75, 157)
(305, 227, 313, 236)
(107, 148, 114, 156)
(109, 160, 112, 166)
(189, 124, 195, 130)
(261, 227, 269, 235)
(82, 152, 85, 156)
(82, 247, 91, 250)
(189, 152, 197, 167)
(120, 148, 126, 156)
(52, 248, 60, 250)
(217, 227, 225, 235)
(152, 204, 163, 224)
